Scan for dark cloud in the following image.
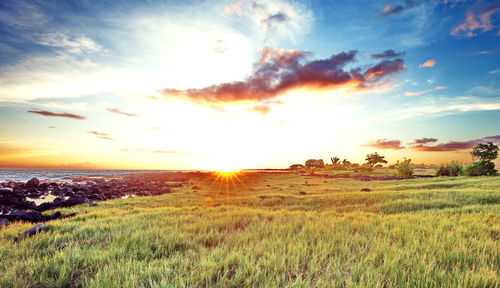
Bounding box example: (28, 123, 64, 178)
(371, 49, 405, 59)
(27, 110, 86, 120)
(412, 135, 500, 151)
(412, 137, 438, 144)
(382, 0, 419, 16)
(262, 12, 290, 31)
(106, 108, 138, 117)
(162, 47, 404, 103)
(47, 126, 57, 129)
(363, 139, 404, 150)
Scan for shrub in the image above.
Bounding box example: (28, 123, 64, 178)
(353, 165, 373, 173)
(436, 161, 463, 176)
(396, 158, 414, 179)
(305, 159, 325, 169)
(289, 164, 305, 173)
(462, 160, 497, 176)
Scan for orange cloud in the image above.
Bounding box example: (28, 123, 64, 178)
(27, 110, 86, 120)
(404, 86, 446, 96)
(249, 105, 271, 115)
(450, 7, 499, 37)
(162, 47, 404, 104)
(419, 59, 436, 67)
(363, 139, 404, 150)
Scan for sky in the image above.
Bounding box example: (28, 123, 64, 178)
(0, 0, 499, 170)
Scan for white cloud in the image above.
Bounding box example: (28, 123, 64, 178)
(468, 85, 500, 96)
(378, 96, 500, 121)
(225, 0, 313, 44)
(36, 32, 101, 54)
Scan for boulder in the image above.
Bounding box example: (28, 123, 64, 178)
(0, 187, 14, 194)
(26, 177, 40, 188)
(0, 210, 60, 222)
(61, 196, 91, 207)
(15, 223, 46, 242)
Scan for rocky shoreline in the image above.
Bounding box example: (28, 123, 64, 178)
(0, 172, 196, 227)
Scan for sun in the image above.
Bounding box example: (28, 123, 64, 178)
(197, 151, 257, 172)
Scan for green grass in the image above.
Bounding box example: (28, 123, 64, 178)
(1, 172, 499, 287)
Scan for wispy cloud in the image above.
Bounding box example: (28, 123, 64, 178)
(121, 148, 203, 155)
(97, 136, 114, 141)
(450, 6, 499, 37)
(382, 0, 419, 16)
(153, 150, 203, 155)
(405, 86, 446, 96)
(419, 59, 436, 67)
(224, 0, 313, 41)
(363, 139, 404, 150)
(27, 110, 86, 120)
(35, 32, 101, 54)
(88, 131, 114, 141)
(88, 131, 109, 136)
(475, 48, 500, 55)
(163, 47, 404, 103)
(377, 96, 500, 121)
(411, 135, 500, 151)
(106, 108, 138, 117)
(224, 2, 243, 16)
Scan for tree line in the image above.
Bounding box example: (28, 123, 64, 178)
(289, 142, 499, 178)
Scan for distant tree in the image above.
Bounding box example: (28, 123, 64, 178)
(463, 142, 498, 176)
(305, 159, 325, 169)
(365, 152, 388, 167)
(305, 159, 325, 174)
(289, 164, 305, 173)
(330, 156, 340, 165)
(342, 159, 351, 167)
(471, 142, 498, 161)
(396, 158, 414, 179)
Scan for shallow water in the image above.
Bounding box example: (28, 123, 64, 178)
(27, 195, 58, 205)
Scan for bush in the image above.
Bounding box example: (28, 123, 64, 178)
(462, 160, 497, 176)
(396, 158, 414, 179)
(436, 161, 463, 176)
(289, 164, 305, 173)
(353, 165, 373, 173)
(305, 159, 325, 169)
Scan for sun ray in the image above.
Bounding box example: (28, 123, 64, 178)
(203, 171, 252, 204)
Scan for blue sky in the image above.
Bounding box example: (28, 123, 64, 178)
(0, 0, 499, 169)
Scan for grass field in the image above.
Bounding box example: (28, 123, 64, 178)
(1, 171, 499, 287)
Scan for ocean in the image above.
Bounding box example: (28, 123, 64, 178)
(0, 169, 177, 182)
